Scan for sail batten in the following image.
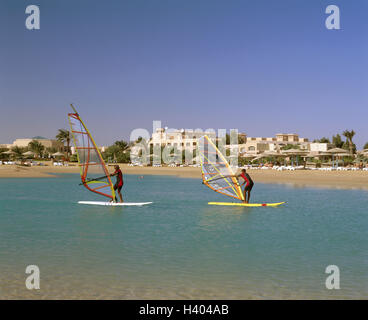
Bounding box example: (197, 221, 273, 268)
(198, 135, 244, 201)
(68, 105, 115, 201)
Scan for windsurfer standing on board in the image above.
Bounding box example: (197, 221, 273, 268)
(237, 168, 254, 203)
(110, 165, 124, 202)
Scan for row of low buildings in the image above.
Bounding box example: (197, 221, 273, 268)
(0, 137, 106, 155)
(0, 138, 63, 150)
(235, 134, 334, 156)
(1, 130, 336, 158)
(147, 128, 333, 156)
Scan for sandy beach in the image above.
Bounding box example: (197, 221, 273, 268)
(1, 162, 368, 190)
(0, 163, 201, 178)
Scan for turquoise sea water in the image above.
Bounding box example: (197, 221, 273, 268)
(0, 174, 367, 299)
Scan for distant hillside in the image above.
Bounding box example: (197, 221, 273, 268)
(32, 136, 48, 140)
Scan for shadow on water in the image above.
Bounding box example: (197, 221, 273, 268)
(199, 205, 250, 222)
(78, 205, 126, 216)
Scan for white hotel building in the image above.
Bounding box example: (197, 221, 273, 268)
(148, 128, 216, 151)
(148, 129, 331, 154)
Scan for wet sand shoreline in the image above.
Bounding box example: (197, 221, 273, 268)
(1, 163, 368, 190)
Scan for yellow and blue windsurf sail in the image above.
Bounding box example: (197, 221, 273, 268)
(198, 135, 244, 201)
(68, 104, 116, 201)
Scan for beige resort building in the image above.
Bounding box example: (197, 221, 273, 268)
(147, 130, 332, 156)
(129, 128, 216, 164)
(240, 133, 309, 153)
(227, 133, 333, 156)
(144, 130, 334, 161)
(148, 127, 216, 151)
(1, 138, 63, 150)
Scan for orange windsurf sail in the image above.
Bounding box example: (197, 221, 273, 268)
(68, 104, 116, 201)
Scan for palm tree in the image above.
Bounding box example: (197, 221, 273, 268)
(342, 130, 356, 155)
(332, 134, 344, 148)
(103, 140, 131, 163)
(114, 140, 129, 151)
(317, 137, 331, 143)
(28, 140, 45, 158)
(56, 129, 71, 160)
(11, 146, 27, 159)
(0, 147, 8, 160)
(45, 147, 57, 158)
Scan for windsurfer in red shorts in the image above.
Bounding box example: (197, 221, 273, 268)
(111, 165, 124, 202)
(237, 168, 254, 203)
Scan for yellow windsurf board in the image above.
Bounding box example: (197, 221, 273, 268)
(208, 202, 285, 207)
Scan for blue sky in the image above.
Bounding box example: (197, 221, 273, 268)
(1, 0, 367, 147)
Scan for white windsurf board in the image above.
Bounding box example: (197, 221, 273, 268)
(78, 201, 152, 206)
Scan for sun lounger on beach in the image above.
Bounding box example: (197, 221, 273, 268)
(319, 167, 335, 171)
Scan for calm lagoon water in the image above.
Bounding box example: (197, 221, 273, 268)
(0, 174, 367, 299)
